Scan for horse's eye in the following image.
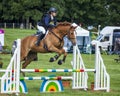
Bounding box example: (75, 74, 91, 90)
(70, 32, 74, 35)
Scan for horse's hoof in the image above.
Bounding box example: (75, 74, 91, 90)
(58, 60, 63, 65)
(49, 57, 54, 62)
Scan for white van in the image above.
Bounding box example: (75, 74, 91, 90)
(91, 26, 120, 52)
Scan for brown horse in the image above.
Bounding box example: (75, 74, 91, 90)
(20, 22, 77, 69)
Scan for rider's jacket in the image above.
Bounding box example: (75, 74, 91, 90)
(37, 13, 57, 31)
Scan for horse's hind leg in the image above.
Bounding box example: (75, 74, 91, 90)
(21, 49, 30, 61)
(21, 52, 37, 76)
(22, 52, 37, 68)
(22, 60, 32, 69)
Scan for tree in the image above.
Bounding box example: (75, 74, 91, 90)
(106, 0, 120, 26)
(0, 0, 120, 27)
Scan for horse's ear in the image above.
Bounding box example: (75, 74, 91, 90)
(71, 26, 78, 29)
(71, 23, 78, 29)
(73, 26, 78, 29)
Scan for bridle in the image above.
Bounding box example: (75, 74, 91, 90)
(50, 26, 76, 40)
(49, 26, 76, 47)
(67, 27, 76, 40)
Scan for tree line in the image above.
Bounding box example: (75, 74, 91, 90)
(0, 0, 120, 28)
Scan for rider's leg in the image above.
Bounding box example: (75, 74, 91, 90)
(36, 25, 46, 46)
(35, 32, 44, 46)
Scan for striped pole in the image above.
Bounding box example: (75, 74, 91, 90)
(5, 76, 73, 81)
(20, 76, 73, 80)
(0, 69, 95, 73)
(21, 69, 85, 72)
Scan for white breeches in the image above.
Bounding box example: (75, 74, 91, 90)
(37, 25, 46, 34)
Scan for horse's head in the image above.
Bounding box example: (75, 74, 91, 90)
(55, 22, 77, 46)
(67, 23, 77, 46)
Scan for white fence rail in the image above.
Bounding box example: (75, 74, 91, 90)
(72, 45, 88, 90)
(94, 42, 110, 92)
(0, 39, 21, 94)
(72, 42, 110, 92)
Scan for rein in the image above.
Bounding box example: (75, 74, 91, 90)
(50, 30, 63, 42)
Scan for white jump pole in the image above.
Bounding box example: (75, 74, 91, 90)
(72, 45, 76, 88)
(94, 41, 99, 90)
(0, 39, 21, 95)
(72, 45, 88, 90)
(16, 39, 21, 94)
(94, 41, 110, 92)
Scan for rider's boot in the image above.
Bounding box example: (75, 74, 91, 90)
(35, 32, 44, 46)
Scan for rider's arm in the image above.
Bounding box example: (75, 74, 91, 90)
(44, 14, 56, 28)
(44, 15, 51, 27)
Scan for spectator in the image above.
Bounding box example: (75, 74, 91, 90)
(114, 38, 120, 54)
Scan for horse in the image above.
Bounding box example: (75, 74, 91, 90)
(20, 22, 77, 69)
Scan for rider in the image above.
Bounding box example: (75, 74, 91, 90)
(36, 7, 57, 46)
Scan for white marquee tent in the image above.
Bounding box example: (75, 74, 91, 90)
(75, 26, 89, 36)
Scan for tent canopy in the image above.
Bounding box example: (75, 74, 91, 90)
(75, 26, 89, 36)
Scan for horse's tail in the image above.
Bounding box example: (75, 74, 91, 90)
(11, 40, 17, 56)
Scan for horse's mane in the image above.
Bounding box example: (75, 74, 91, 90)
(56, 21, 71, 27)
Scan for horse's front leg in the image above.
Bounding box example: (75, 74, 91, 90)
(49, 54, 60, 62)
(57, 48, 67, 65)
(49, 47, 67, 65)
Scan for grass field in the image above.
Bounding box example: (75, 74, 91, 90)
(0, 28, 120, 96)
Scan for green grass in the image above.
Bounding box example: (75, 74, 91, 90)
(0, 28, 120, 96)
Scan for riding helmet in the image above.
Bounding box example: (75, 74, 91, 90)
(49, 7, 57, 13)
